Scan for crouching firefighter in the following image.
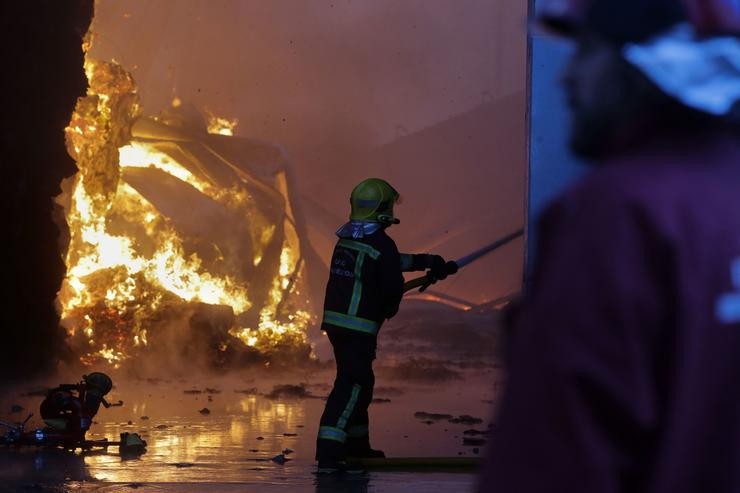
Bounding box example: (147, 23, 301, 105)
(40, 372, 122, 443)
(315, 178, 457, 474)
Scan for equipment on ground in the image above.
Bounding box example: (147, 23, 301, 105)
(0, 374, 146, 457)
(0, 415, 146, 456)
(403, 229, 524, 293)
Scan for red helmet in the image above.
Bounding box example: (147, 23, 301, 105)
(537, 0, 740, 42)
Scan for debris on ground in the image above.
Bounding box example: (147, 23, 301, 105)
(155, 424, 168, 429)
(127, 420, 133, 425)
(414, 411, 454, 421)
(171, 462, 194, 468)
(462, 437, 487, 446)
(448, 415, 483, 425)
(234, 388, 259, 395)
(282, 448, 294, 455)
(140, 416, 149, 420)
(282, 432, 297, 436)
(271, 453, 290, 464)
(463, 429, 489, 436)
(256, 436, 264, 440)
(199, 408, 211, 415)
(207, 395, 213, 402)
(249, 448, 259, 452)
(10, 404, 23, 413)
(265, 383, 316, 399)
(184, 389, 202, 395)
(205, 388, 221, 394)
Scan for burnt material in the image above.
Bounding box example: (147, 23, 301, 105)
(0, 1, 93, 381)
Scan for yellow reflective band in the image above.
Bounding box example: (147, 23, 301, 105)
(348, 252, 365, 316)
(337, 384, 362, 430)
(318, 426, 347, 443)
(323, 311, 380, 335)
(338, 239, 381, 260)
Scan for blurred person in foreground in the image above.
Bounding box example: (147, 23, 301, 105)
(480, 0, 740, 492)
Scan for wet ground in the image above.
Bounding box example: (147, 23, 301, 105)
(0, 302, 504, 492)
(0, 370, 501, 492)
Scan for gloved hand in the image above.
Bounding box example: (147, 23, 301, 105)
(427, 255, 454, 281)
(426, 255, 447, 282)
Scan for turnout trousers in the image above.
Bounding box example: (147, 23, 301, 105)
(316, 328, 376, 462)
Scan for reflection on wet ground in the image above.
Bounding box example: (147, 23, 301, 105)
(1, 301, 506, 491)
(0, 366, 501, 492)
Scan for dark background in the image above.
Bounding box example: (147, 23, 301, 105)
(0, 1, 94, 381)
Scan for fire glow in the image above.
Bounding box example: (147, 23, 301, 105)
(58, 57, 313, 368)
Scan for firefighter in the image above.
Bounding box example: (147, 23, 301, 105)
(315, 178, 455, 474)
(40, 372, 119, 440)
(481, 0, 740, 492)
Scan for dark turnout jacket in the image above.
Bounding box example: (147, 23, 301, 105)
(481, 134, 740, 493)
(322, 229, 404, 336)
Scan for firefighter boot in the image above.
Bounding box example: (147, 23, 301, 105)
(346, 437, 385, 459)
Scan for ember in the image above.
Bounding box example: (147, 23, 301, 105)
(57, 51, 314, 368)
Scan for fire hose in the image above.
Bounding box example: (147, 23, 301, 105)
(403, 228, 524, 294)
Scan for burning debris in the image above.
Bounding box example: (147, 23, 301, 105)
(57, 55, 316, 369)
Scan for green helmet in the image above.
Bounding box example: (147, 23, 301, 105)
(349, 178, 401, 224)
(83, 372, 113, 396)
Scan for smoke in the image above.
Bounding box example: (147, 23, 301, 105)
(87, 0, 528, 327)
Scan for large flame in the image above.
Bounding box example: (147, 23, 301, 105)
(58, 57, 313, 368)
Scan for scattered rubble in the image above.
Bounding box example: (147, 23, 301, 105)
(463, 429, 489, 436)
(199, 408, 211, 415)
(414, 412, 454, 421)
(256, 436, 264, 440)
(171, 462, 194, 468)
(234, 388, 259, 395)
(448, 415, 483, 425)
(265, 384, 316, 399)
(271, 453, 290, 464)
(155, 424, 168, 429)
(379, 358, 461, 382)
(463, 437, 487, 446)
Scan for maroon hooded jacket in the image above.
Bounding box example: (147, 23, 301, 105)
(480, 133, 740, 492)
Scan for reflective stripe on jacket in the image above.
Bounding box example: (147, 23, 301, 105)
(321, 230, 404, 336)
